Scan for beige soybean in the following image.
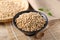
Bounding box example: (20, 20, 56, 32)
(16, 12, 46, 31)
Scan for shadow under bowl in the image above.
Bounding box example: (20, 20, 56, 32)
(13, 10, 48, 36)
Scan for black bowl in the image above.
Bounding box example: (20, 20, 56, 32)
(13, 10, 48, 36)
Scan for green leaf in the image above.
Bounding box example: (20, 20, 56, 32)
(39, 8, 44, 11)
(47, 12, 52, 16)
(39, 8, 53, 16)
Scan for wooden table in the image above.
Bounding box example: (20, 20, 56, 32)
(0, 19, 60, 40)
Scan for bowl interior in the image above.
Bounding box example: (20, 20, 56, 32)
(13, 10, 48, 33)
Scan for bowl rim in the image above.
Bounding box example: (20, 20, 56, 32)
(13, 10, 48, 33)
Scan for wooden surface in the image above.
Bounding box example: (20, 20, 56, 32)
(0, 19, 60, 40)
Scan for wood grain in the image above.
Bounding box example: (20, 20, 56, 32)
(0, 19, 60, 40)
